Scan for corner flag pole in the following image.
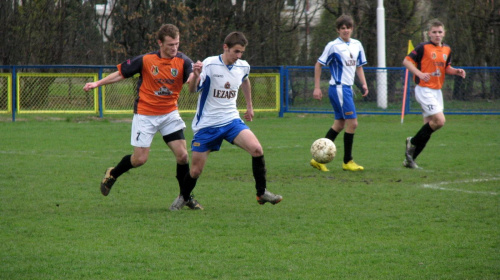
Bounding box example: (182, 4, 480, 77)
(401, 69, 409, 124)
(401, 40, 414, 124)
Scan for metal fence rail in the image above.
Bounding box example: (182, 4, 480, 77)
(0, 65, 282, 121)
(1, 65, 499, 121)
(283, 66, 500, 116)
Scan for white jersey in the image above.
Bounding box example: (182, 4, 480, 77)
(192, 55, 250, 134)
(317, 37, 367, 86)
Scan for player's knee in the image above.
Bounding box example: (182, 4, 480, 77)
(132, 159, 148, 167)
(348, 120, 358, 130)
(333, 124, 344, 132)
(176, 152, 189, 165)
(190, 167, 203, 178)
(131, 153, 148, 167)
(431, 116, 446, 130)
(435, 119, 445, 129)
(249, 146, 263, 157)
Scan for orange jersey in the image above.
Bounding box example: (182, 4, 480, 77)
(117, 51, 193, 115)
(405, 42, 452, 89)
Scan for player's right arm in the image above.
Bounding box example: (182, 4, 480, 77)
(83, 71, 124, 92)
(403, 59, 430, 83)
(188, 60, 203, 93)
(313, 61, 323, 100)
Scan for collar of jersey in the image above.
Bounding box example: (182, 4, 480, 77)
(427, 41, 444, 47)
(337, 37, 351, 45)
(219, 55, 234, 70)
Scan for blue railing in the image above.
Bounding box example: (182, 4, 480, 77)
(1, 65, 499, 122)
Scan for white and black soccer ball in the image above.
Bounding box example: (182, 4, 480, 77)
(310, 138, 336, 164)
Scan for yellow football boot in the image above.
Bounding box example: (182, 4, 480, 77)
(342, 160, 364, 171)
(310, 159, 329, 172)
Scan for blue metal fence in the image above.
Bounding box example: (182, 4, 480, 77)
(282, 66, 500, 117)
(1, 65, 499, 122)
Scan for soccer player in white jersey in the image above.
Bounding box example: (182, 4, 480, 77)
(169, 31, 282, 210)
(310, 15, 369, 172)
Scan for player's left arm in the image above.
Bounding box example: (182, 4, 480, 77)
(241, 77, 253, 122)
(444, 50, 466, 79)
(446, 66, 466, 79)
(355, 66, 369, 97)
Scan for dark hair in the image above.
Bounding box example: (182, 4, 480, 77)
(336, 15, 354, 30)
(157, 24, 179, 42)
(224, 31, 248, 48)
(428, 19, 445, 30)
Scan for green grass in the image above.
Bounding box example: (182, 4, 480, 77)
(1, 113, 499, 279)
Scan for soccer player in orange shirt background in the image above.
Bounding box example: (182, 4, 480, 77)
(402, 20, 466, 169)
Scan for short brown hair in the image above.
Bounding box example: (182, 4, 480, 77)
(224, 31, 248, 49)
(428, 19, 445, 30)
(157, 24, 179, 42)
(336, 15, 354, 30)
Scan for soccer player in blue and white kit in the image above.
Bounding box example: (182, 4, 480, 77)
(310, 15, 369, 172)
(169, 31, 282, 210)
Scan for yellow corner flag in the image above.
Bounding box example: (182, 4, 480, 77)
(401, 40, 414, 124)
(407, 40, 414, 54)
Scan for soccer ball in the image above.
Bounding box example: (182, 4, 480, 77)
(310, 138, 336, 164)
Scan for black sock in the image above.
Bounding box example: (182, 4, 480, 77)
(413, 135, 430, 160)
(411, 123, 434, 147)
(325, 128, 339, 143)
(176, 163, 190, 194)
(343, 133, 354, 164)
(411, 123, 434, 160)
(252, 155, 267, 196)
(181, 173, 197, 201)
(110, 155, 133, 178)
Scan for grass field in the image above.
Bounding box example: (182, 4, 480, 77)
(1, 113, 499, 279)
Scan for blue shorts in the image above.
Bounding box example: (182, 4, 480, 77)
(191, 119, 250, 152)
(328, 84, 357, 120)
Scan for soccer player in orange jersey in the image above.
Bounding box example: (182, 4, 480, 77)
(402, 20, 466, 168)
(83, 24, 203, 210)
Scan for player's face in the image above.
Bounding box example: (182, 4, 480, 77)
(159, 35, 180, 58)
(223, 44, 246, 65)
(428, 26, 445, 46)
(337, 25, 352, 42)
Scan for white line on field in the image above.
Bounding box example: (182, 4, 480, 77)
(421, 178, 500, 195)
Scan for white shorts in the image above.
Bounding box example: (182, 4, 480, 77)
(415, 85, 444, 117)
(131, 111, 186, 148)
